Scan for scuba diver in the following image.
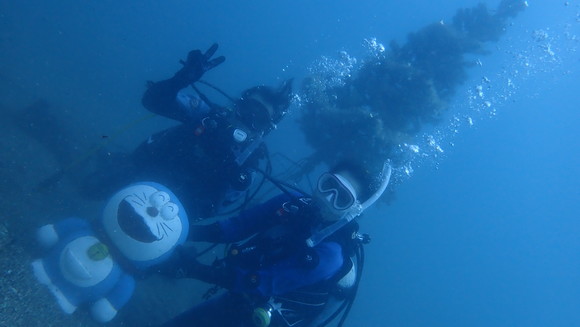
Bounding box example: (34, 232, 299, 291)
(82, 44, 293, 218)
(161, 160, 392, 327)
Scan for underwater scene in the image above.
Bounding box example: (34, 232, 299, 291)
(0, 1, 578, 326)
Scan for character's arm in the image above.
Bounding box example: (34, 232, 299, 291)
(142, 44, 224, 123)
(90, 273, 136, 323)
(36, 217, 91, 248)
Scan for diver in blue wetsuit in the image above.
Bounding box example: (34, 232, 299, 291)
(83, 44, 293, 218)
(161, 161, 392, 327)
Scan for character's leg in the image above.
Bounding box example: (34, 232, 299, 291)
(31, 259, 78, 314)
(91, 273, 136, 323)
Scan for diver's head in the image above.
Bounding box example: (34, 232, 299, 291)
(306, 161, 391, 247)
(314, 161, 388, 222)
(235, 79, 293, 133)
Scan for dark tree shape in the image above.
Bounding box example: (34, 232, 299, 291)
(297, 0, 527, 181)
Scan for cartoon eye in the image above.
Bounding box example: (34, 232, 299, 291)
(160, 202, 179, 221)
(150, 191, 170, 208)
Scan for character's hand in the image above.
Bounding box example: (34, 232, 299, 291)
(176, 43, 225, 84)
(36, 224, 59, 248)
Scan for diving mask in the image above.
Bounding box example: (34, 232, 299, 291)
(238, 97, 276, 132)
(316, 173, 357, 211)
(307, 162, 392, 247)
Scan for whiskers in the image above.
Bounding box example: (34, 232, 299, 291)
(155, 221, 174, 240)
(127, 192, 148, 207)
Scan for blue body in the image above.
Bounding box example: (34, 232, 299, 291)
(38, 218, 135, 309)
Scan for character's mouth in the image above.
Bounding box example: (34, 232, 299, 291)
(118, 199, 158, 243)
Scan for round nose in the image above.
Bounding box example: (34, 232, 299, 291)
(146, 206, 159, 217)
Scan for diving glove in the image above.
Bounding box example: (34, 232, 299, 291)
(174, 43, 225, 85)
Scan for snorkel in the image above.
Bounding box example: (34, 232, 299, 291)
(306, 162, 392, 247)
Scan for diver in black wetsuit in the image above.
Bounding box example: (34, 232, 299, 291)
(83, 44, 293, 218)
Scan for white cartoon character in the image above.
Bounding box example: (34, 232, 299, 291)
(31, 182, 189, 322)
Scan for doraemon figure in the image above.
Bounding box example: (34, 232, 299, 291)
(31, 182, 189, 323)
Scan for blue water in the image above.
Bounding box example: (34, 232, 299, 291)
(1, 1, 578, 326)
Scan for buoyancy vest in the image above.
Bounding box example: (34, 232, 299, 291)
(223, 197, 363, 327)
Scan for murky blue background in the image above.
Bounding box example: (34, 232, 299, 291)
(1, 1, 578, 326)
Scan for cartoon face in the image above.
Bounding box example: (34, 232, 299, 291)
(102, 182, 189, 267)
(116, 190, 180, 242)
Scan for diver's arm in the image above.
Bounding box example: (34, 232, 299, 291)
(219, 193, 299, 243)
(141, 44, 225, 123)
(176, 241, 342, 295)
(187, 193, 291, 243)
(141, 77, 191, 122)
(188, 193, 299, 243)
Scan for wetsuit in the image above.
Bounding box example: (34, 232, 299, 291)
(135, 75, 264, 218)
(83, 74, 264, 218)
(163, 193, 357, 327)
